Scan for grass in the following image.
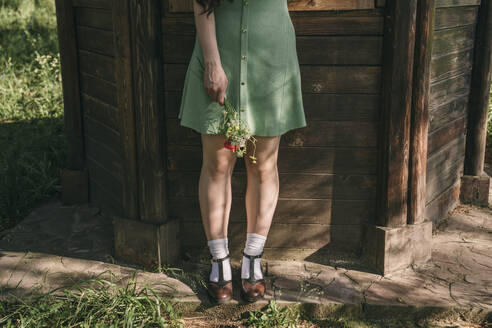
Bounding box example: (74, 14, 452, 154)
(0, 271, 185, 327)
(0, 0, 65, 233)
(1, 270, 489, 327)
(0, 272, 306, 328)
(243, 299, 301, 327)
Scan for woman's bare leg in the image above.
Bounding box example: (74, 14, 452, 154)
(200, 134, 238, 241)
(244, 135, 281, 237)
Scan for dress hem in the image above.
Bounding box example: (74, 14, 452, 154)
(178, 119, 307, 137)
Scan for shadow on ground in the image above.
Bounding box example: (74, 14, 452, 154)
(0, 194, 491, 328)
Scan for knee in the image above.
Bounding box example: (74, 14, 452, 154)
(248, 159, 277, 178)
(202, 157, 234, 178)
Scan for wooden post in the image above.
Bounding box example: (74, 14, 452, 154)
(362, 0, 432, 275)
(112, 0, 180, 269)
(376, 0, 418, 228)
(112, 0, 139, 220)
(55, 0, 88, 204)
(129, 0, 169, 223)
(460, 0, 492, 207)
(55, 0, 84, 170)
(464, 0, 492, 177)
(408, 0, 436, 224)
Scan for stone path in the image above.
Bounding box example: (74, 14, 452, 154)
(0, 198, 491, 320)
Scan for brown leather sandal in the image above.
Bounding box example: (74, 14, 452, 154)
(206, 253, 233, 304)
(240, 250, 266, 303)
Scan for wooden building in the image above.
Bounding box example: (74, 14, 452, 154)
(55, 0, 492, 275)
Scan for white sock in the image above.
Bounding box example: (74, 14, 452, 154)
(207, 237, 232, 282)
(241, 233, 267, 280)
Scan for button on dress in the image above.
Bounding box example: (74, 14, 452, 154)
(178, 0, 307, 137)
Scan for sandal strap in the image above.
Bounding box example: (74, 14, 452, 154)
(210, 253, 230, 262)
(242, 250, 263, 259)
(210, 253, 231, 284)
(242, 250, 264, 284)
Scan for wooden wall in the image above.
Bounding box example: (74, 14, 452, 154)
(425, 0, 481, 223)
(73, 0, 124, 218)
(56, 0, 485, 262)
(162, 2, 385, 259)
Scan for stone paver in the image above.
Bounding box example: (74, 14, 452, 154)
(0, 198, 491, 312)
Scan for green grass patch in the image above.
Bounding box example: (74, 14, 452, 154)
(0, 271, 185, 327)
(243, 299, 301, 327)
(0, 0, 65, 232)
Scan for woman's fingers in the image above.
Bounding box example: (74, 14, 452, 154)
(217, 75, 228, 105)
(217, 82, 227, 105)
(204, 65, 228, 105)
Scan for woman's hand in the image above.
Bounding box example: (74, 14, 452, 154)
(192, 0, 227, 105)
(204, 60, 228, 106)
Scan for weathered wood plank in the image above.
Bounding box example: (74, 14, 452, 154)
(430, 48, 474, 82)
(432, 25, 476, 58)
(436, 0, 480, 8)
(81, 92, 118, 132)
(170, 196, 374, 225)
(181, 221, 363, 250)
(74, 7, 113, 30)
(376, 0, 417, 227)
(112, 0, 140, 220)
(73, 0, 111, 9)
(89, 176, 124, 217)
(165, 0, 374, 12)
(85, 134, 123, 177)
(287, 0, 374, 11)
(83, 114, 122, 157)
(167, 144, 377, 174)
(78, 49, 115, 82)
(76, 25, 114, 57)
(85, 154, 124, 202)
(427, 115, 467, 155)
(408, 0, 436, 225)
(426, 133, 466, 179)
(429, 93, 469, 133)
(298, 65, 381, 94)
(79, 72, 117, 107)
(55, 0, 85, 170)
(129, 0, 168, 223)
(464, 0, 492, 175)
(434, 6, 479, 30)
(424, 180, 460, 224)
(184, 245, 360, 261)
(168, 171, 377, 200)
(296, 36, 383, 65)
(429, 71, 471, 109)
(167, 118, 378, 147)
(426, 157, 464, 203)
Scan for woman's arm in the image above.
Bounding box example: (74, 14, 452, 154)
(193, 0, 228, 106)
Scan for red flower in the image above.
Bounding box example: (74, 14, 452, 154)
(224, 140, 239, 152)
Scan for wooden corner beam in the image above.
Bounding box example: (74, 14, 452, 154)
(408, 0, 436, 225)
(376, 0, 418, 227)
(464, 0, 492, 176)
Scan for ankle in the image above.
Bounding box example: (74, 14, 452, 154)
(241, 253, 263, 280)
(244, 232, 266, 256)
(207, 237, 231, 282)
(209, 255, 232, 282)
(241, 233, 267, 280)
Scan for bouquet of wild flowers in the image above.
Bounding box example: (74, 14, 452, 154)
(216, 98, 258, 163)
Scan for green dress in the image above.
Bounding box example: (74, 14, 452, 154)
(178, 0, 307, 137)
